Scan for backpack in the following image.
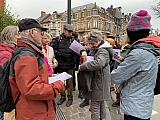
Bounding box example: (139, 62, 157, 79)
(0, 47, 37, 112)
(154, 56, 160, 95)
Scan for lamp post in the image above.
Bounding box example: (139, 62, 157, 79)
(67, 0, 71, 24)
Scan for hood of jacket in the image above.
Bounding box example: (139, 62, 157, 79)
(99, 40, 113, 58)
(131, 36, 160, 56)
(0, 43, 15, 52)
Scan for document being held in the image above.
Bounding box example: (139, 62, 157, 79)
(49, 72, 72, 84)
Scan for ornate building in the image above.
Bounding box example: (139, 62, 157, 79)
(37, 3, 131, 41)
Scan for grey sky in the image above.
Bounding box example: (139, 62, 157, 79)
(6, 0, 160, 29)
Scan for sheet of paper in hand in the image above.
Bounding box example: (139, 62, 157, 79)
(69, 40, 83, 54)
(48, 72, 72, 84)
(84, 56, 94, 63)
(113, 49, 121, 63)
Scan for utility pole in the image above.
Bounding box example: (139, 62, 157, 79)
(67, 0, 71, 24)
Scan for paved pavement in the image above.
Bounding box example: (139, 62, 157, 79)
(55, 89, 123, 120)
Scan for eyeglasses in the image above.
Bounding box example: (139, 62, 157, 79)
(33, 28, 44, 36)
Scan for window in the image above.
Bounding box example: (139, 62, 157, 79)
(81, 12, 84, 18)
(75, 13, 78, 19)
(87, 21, 90, 29)
(66, 16, 67, 21)
(81, 22, 84, 29)
(93, 20, 97, 28)
(58, 22, 60, 28)
(93, 10, 97, 15)
(75, 23, 78, 30)
(88, 11, 90, 16)
(98, 21, 100, 29)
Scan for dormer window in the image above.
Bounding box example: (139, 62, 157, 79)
(81, 12, 84, 18)
(93, 10, 97, 15)
(88, 11, 91, 16)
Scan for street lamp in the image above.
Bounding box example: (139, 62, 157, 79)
(67, 0, 71, 24)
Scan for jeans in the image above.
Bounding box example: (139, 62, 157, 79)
(124, 114, 150, 120)
(0, 111, 4, 120)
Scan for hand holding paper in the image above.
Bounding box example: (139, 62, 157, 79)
(69, 40, 83, 54)
(49, 72, 72, 84)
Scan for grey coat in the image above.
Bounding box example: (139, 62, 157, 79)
(80, 41, 113, 101)
(111, 41, 160, 119)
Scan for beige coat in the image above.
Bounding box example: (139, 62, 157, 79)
(42, 45, 57, 68)
(4, 109, 15, 120)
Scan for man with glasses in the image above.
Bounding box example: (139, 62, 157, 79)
(53, 24, 77, 107)
(8, 18, 65, 120)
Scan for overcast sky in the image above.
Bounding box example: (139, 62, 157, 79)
(6, 0, 160, 29)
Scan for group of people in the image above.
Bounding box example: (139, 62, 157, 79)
(0, 9, 160, 120)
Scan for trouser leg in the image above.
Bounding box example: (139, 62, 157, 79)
(91, 100, 100, 120)
(67, 69, 73, 100)
(100, 101, 106, 120)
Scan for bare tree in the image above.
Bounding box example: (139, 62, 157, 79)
(151, 1, 160, 18)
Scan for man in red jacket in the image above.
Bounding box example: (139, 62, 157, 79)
(9, 18, 65, 120)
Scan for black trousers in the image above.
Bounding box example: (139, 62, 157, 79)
(124, 114, 150, 120)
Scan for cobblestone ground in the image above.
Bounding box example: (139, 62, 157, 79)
(55, 89, 123, 120)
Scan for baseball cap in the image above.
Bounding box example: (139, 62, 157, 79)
(63, 24, 73, 31)
(18, 18, 48, 32)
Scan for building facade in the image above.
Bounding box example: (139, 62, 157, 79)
(38, 3, 131, 41)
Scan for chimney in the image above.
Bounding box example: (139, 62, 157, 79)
(41, 11, 46, 17)
(111, 5, 113, 10)
(118, 6, 122, 11)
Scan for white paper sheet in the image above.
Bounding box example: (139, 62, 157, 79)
(84, 56, 94, 63)
(112, 49, 121, 63)
(69, 40, 83, 54)
(48, 72, 72, 84)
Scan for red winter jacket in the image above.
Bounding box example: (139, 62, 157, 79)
(9, 38, 65, 120)
(0, 43, 15, 66)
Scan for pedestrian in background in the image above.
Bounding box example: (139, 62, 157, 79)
(42, 32, 58, 71)
(79, 30, 113, 120)
(9, 18, 65, 120)
(53, 24, 78, 107)
(0, 26, 20, 120)
(111, 10, 160, 120)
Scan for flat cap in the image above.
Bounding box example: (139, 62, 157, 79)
(63, 24, 73, 31)
(18, 18, 48, 32)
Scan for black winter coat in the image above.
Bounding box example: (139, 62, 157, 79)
(52, 33, 77, 69)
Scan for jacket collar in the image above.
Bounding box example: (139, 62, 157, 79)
(17, 37, 44, 56)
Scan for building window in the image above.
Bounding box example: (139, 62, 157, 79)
(93, 20, 97, 28)
(81, 22, 84, 29)
(75, 23, 78, 30)
(81, 12, 84, 18)
(93, 10, 97, 15)
(66, 16, 67, 21)
(88, 21, 90, 29)
(75, 13, 78, 19)
(88, 11, 90, 16)
(58, 22, 60, 28)
(98, 21, 100, 29)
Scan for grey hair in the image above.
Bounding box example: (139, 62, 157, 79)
(20, 30, 29, 38)
(87, 30, 103, 42)
(0, 26, 19, 44)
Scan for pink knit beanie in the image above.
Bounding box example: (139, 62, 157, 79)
(126, 10, 151, 31)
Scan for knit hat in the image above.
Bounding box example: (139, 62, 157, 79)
(126, 10, 151, 31)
